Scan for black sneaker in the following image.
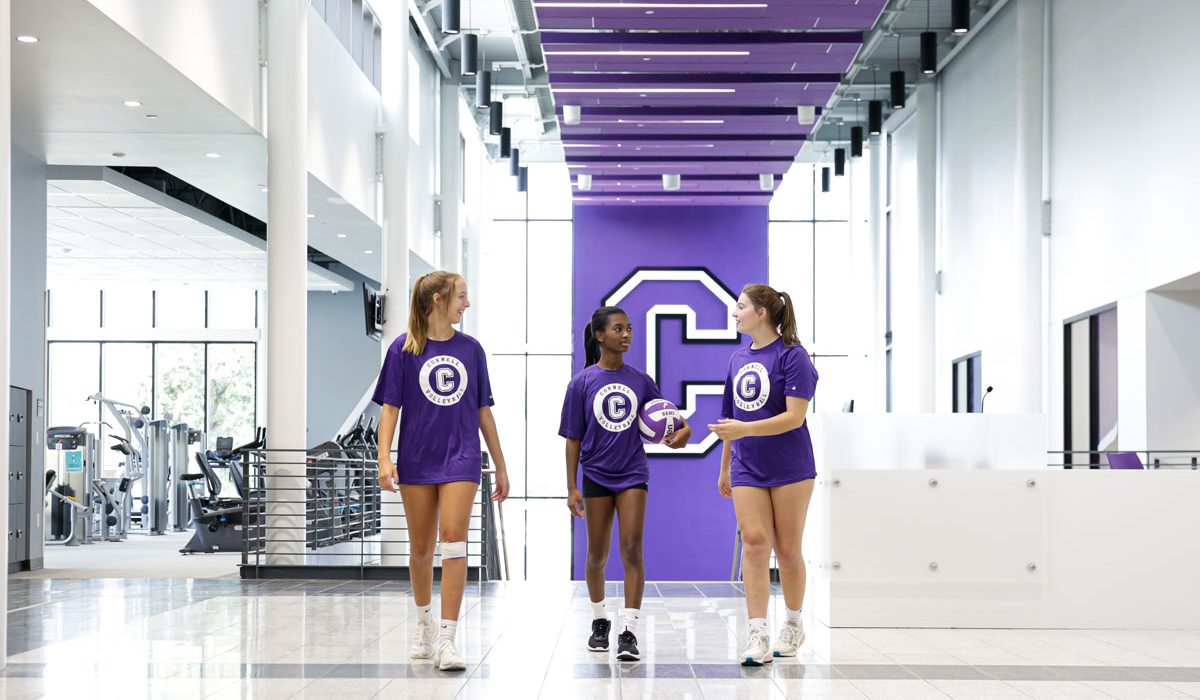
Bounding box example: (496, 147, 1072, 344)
(616, 630, 640, 661)
(587, 618, 611, 651)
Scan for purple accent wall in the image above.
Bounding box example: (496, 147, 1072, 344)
(571, 205, 768, 581)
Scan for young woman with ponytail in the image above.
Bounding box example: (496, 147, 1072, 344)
(372, 271, 510, 672)
(559, 306, 692, 661)
(708, 284, 819, 667)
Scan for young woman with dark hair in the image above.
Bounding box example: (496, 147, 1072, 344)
(559, 306, 692, 661)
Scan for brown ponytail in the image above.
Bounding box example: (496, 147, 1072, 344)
(403, 271, 461, 355)
(742, 283, 803, 347)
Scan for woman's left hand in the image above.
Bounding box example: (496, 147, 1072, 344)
(491, 468, 510, 502)
(707, 418, 750, 441)
(663, 422, 692, 449)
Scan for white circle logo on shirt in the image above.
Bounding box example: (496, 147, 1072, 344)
(419, 355, 468, 406)
(592, 383, 637, 433)
(734, 362, 770, 412)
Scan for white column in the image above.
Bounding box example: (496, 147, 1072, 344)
(1012, 0, 1046, 412)
(0, 0, 11, 669)
(380, 12, 410, 563)
(870, 135, 887, 412)
(914, 82, 938, 412)
(439, 80, 463, 274)
(265, 0, 308, 565)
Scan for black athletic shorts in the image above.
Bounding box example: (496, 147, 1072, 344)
(582, 474, 648, 499)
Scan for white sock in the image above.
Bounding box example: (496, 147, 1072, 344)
(591, 598, 607, 621)
(785, 607, 802, 627)
(749, 617, 768, 634)
(438, 619, 458, 642)
(623, 608, 641, 635)
(415, 601, 434, 623)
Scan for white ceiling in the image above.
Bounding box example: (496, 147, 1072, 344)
(12, 0, 384, 282)
(47, 172, 352, 292)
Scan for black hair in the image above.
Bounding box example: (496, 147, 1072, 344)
(583, 306, 627, 367)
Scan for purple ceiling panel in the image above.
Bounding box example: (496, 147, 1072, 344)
(532, 0, 887, 204)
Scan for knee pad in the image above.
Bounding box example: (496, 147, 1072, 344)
(440, 540, 467, 560)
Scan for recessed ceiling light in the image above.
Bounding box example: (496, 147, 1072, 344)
(337, 234, 347, 239)
(16, 35, 39, 44)
(363, 249, 374, 254)
(205, 152, 221, 158)
(124, 100, 142, 108)
(307, 213, 315, 219)
(259, 186, 268, 193)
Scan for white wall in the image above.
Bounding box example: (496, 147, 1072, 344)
(886, 86, 937, 413)
(1146, 291, 1200, 452)
(307, 7, 382, 226)
(85, 0, 261, 130)
(938, 2, 1025, 412)
(1043, 0, 1200, 448)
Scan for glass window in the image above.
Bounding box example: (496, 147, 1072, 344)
(207, 288, 257, 329)
(525, 356, 571, 497)
(526, 222, 572, 354)
(488, 161, 526, 221)
(351, 0, 364, 67)
(768, 222, 815, 344)
(207, 344, 257, 446)
(811, 355, 854, 415)
(478, 221, 527, 353)
(339, 0, 353, 50)
(816, 160, 851, 221)
(101, 287, 152, 330)
(372, 25, 382, 91)
(154, 344, 205, 427)
(486, 355, 526, 498)
(813, 222, 852, 351)
(48, 343, 100, 429)
(49, 284, 99, 330)
(154, 286, 205, 329)
(769, 163, 816, 222)
(525, 499, 570, 580)
(527, 163, 573, 221)
(101, 343, 153, 471)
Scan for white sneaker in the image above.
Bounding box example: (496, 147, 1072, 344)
(773, 622, 806, 657)
(435, 636, 466, 672)
(740, 629, 773, 666)
(410, 616, 435, 659)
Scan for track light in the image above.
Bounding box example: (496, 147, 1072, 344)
(890, 70, 906, 110)
(952, 0, 970, 34)
(821, 166, 831, 192)
(563, 105, 582, 125)
(442, 0, 460, 34)
(489, 101, 503, 135)
(796, 105, 816, 125)
(662, 173, 681, 191)
(850, 126, 864, 158)
(510, 147, 520, 176)
(577, 173, 593, 191)
(759, 173, 774, 191)
(834, 148, 846, 176)
(920, 31, 937, 75)
(500, 127, 511, 158)
(868, 100, 883, 135)
(517, 166, 528, 193)
(475, 70, 491, 109)
(462, 33, 479, 76)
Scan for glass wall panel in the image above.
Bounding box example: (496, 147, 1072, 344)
(155, 343, 205, 427)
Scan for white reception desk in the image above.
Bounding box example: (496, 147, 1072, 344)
(806, 413, 1200, 629)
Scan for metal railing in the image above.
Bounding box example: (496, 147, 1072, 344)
(1048, 449, 1200, 470)
(238, 448, 507, 580)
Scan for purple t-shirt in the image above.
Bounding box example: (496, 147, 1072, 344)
(559, 364, 664, 492)
(721, 338, 819, 488)
(371, 332, 494, 485)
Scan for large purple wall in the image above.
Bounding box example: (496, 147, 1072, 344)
(571, 205, 769, 581)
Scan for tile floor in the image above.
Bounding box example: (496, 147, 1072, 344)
(4, 578, 1200, 699)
